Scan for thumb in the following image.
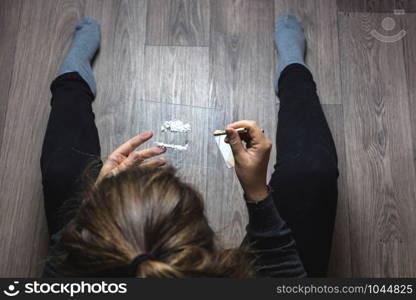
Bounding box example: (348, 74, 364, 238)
(225, 128, 245, 158)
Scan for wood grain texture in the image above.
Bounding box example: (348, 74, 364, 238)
(0, 0, 84, 277)
(323, 104, 352, 277)
(275, 0, 341, 104)
(146, 0, 210, 46)
(403, 15, 416, 270)
(84, 0, 147, 158)
(144, 46, 210, 107)
(205, 111, 249, 249)
(403, 15, 416, 174)
(1, 0, 416, 278)
(337, 0, 416, 13)
(0, 0, 22, 159)
(209, 0, 277, 247)
(339, 12, 416, 277)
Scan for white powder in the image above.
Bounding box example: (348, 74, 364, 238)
(154, 142, 189, 151)
(157, 120, 190, 151)
(161, 120, 191, 133)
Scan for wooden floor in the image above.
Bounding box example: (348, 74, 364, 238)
(0, 0, 415, 277)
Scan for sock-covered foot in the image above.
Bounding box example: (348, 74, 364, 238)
(57, 18, 101, 95)
(274, 14, 306, 90)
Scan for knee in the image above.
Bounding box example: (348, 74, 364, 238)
(41, 148, 80, 187)
(290, 154, 339, 185)
(41, 147, 102, 189)
(41, 156, 75, 190)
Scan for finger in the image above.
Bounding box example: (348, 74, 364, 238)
(119, 147, 166, 170)
(225, 127, 245, 159)
(99, 152, 125, 178)
(139, 157, 167, 169)
(227, 120, 265, 144)
(114, 130, 153, 157)
(98, 131, 156, 179)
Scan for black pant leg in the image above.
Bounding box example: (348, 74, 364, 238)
(268, 64, 339, 277)
(40, 72, 102, 236)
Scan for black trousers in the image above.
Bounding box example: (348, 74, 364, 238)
(270, 64, 338, 277)
(40, 64, 338, 277)
(40, 72, 102, 236)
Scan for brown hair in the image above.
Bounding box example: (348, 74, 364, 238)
(49, 163, 255, 277)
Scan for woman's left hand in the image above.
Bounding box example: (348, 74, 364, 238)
(95, 130, 166, 185)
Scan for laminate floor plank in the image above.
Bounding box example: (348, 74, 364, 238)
(84, 0, 148, 158)
(339, 12, 416, 277)
(323, 104, 353, 277)
(146, 0, 210, 46)
(403, 15, 416, 175)
(143, 46, 210, 107)
(208, 0, 276, 247)
(403, 16, 416, 270)
(337, 0, 416, 13)
(205, 112, 248, 249)
(274, 0, 341, 104)
(0, 0, 85, 277)
(0, 0, 22, 154)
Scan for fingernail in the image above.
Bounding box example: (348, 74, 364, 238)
(160, 157, 166, 162)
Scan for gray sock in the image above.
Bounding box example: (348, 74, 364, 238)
(57, 18, 101, 95)
(274, 14, 306, 90)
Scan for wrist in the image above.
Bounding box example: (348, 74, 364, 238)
(244, 185, 269, 202)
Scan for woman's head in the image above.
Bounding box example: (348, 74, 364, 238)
(51, 165, 254, 277)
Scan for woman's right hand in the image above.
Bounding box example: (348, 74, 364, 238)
(225, 120, 272, 202)
(95, 131, 167, 185)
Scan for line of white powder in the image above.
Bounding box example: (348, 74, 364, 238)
(154, 142, 188, 151)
